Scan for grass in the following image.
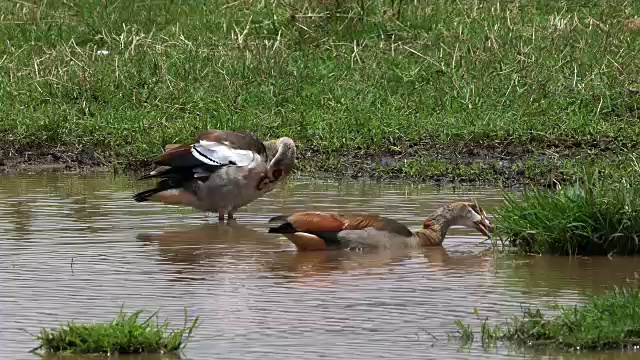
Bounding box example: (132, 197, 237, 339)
(452, 286, 640, 351)
(493, 165, 640, 255)
(30, 307, 200, 355)
(0, 0, 639, 182)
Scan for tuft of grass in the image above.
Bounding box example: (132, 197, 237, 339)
(0, 0, 639, 181)
(30, 307, 200, 355)
(453, 287, 640, 351)
(493, 165, 640, 256)
(453, 319, 474, 342)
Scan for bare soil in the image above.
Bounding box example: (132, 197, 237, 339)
(0, 146, 110, 174)
(0, 138, 629, 186)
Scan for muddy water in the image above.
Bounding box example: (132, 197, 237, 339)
(1, 174, 640, 360)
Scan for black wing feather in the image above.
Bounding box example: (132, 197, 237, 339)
(134, 143, 230, 202)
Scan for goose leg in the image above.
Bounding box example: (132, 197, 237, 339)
(218, 212, 225, 222)
(227, 211, 235, 221)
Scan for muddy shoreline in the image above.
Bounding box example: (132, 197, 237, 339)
(0, 143, 626, 186)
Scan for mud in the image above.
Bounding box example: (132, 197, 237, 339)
(0, 137, 631, 186)
(0, 146, 109, 174)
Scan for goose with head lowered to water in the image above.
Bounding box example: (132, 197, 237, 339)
(266, 201, 494, 251)
(133, 130, 296, 222)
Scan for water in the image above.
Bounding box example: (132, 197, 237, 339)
(1, 173, 640, 360)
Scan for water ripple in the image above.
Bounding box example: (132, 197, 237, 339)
(1, 174, 638, 360)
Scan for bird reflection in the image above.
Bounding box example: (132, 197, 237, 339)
(262, 245, 494, 287)
(137, 222, 494, 286)
(136, 221, 278, 282)
(424, 247, 495, 272)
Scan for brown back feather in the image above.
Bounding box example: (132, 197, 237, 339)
(286, 212, 346, 232)
(341, 214, 412, 237)
(163, 143, 183, 152)
(152, 145, 193, 167)
(286, 212, 412, 237)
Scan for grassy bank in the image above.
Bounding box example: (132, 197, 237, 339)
(31, 308, 199, 355)
(1, 0, 639, 182)
(494, 167, 640, 255)
(452, 287, 640, 351)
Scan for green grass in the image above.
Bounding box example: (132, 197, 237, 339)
(493, 166, 640, 256)
(30, 307, 200, 355)
(452, 286, 640, 351)
(0, 0, 639, 180)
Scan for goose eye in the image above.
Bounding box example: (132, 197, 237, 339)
(272, 168, 283, 180)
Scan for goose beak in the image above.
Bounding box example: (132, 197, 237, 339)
(474, 218, 494, 237)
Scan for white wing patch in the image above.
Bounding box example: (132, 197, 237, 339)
(191, 140, 260, 168)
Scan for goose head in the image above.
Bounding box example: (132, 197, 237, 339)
(447, 201, 495, 237)
(422, 201, 494, 238)
(264, 137, 297, 183)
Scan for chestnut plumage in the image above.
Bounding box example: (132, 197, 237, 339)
(267, 201, 494, 251)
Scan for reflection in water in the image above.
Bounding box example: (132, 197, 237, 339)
(501, 255, 640, 296)
(0, 174, 635, 360)
(137, 222, 276, 265)
(138, 223, 495, 287)
(136, 222, 278, 282)
(9, 200, 32, 237)
(263, 247, 494, 285)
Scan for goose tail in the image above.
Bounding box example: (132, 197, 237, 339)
(267, 215, 296, 234)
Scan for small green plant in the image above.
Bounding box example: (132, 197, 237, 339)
(30, 307, 200, 355)
(453, 319, 474, 342)
(494, 165, 640, 256)
(451, 307, 502, 349)
(452, 287, 640, 351)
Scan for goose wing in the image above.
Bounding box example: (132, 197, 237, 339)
(134, 130, 269, 203)
(196, 130, 268, 159)
(267, 212, 412, 246)
(141, 131, 266, 181)
(191, 140, 260, 168)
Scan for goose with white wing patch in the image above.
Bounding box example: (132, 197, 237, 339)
(133, 130, 296, 221)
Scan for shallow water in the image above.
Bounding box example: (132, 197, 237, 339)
(1, 173, 640, 360)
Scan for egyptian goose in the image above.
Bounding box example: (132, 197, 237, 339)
(165, 130, 297, 186)
(196, 130, 296, 185)
(133, 130, 296, 221)
(266, 201, 494, 251)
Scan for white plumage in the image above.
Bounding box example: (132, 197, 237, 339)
(191, 140, 261, 168)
